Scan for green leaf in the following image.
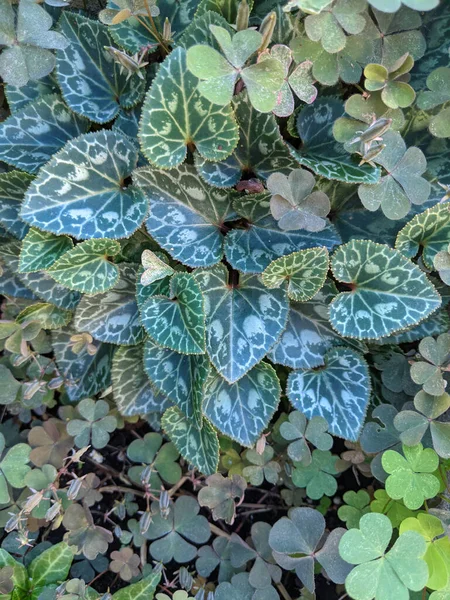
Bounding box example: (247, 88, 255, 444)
(144, 338, 208, 426)
(112, 344, 171, 416)
(111, 572, 161, 600)
(337, 490, 371, 529)
(329, 239, 441, 339)
(280, 411, 332, 464)
(0, 548, 28, 591)
(0, 171, 33, 240)
(0, 365, 21, 406)
(339, 513, 429, 600)
(4, 74, 58, 113)
(56, 12, 145, 123)
(12, 268, 81, 310)
(139, 46, 238, 168)
(194, 264, 288, 382)
(127, 432, 181, 487)
(195, 0, 244, 23)
(74, 263, 144, 345)
(19, 229, 73, 273)
(16, 303, 72, 330)
(67, 398, 117, 449)
(262, 247, 329, 301)
(134, 163, 237, 268)
(395, 202, 450, 269)
(0, 437, 31, 502)
(48, 239, 120, 295)
(292, 449, 338, 499)
(287, 347, 370, 441)
(21, 131, 147, 240)
(225, 194, 341, 273)
(28, 543, 73, 587)
(370, 489, 415, 528)
(382, 443, 440, 509)
(141, 272, 206, 354)
(358, 131, 431, 220)
(0, 94, 88, 174)
(367, 0, 438, 13)
(203, 362, 280, 446)
(162, 406, 219, 475)
(289, 99, 381, 183)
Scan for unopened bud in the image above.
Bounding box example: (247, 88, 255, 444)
(236, 0, 249, 31)
(99, 594, 112, 600)
(5, 513, 21, 532)
(114, 525, 123, 539)
(179, 566, 193, 591)
(67, 477, 83, 500)
(140, 464, 153, 485)
(23, 490, 44, 514)
(163, 17, 172, 41)
(45, 501, 62, 522)
(139, 511, 153, 535)
(159, 490, 170, 519)
(256, 434, 266, 455)
(48, 376, 65, 390)
(258, 11, 276, 53)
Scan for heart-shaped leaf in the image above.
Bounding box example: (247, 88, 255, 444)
(202, 362, 280, 446)
(262, 247, 329, 301)
(21, 131, 148, 240)
(287, 347, 370, 441)
(225, 194, 341, 273)
(4, 74, 58, 113)
(139, 46, 238, 168)
(140, 250, 174, 286)
(16, 302, 72, 330)
(134, 163, 237, 267)
(0, 171, 33, 239)
(19, 229, 73, 273)
(74, 263, 144, 345)
(162, 406, 219, 475)
(329, 239, 441, 339)
(194, 264, 288, 382)
(144, 338, 209, 426)
(56, 12, 145, 123)
(0, 94, 88, 174)
(112, 344, 171, 416)
(140, 272, 206, 354)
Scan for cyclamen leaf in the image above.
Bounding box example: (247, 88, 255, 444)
(0, 171, 33, 239)
(395, 202, 450, 269)
(140, 250, 174, 286)
(195, 264, 289, 382)
(134, 163, 237, 267)
(162, 406, 219, 475)
(0, 94, 88, 174)
(74, 264, 144, 345)
(19, 229, 73, 273)
(144, 338, 209, 426)
(21, 131, 148, 240)
(135, 265, 170, 309)
(139, 46, 238, 168)
(140, 272, 206, 354)
(225, 194, 341, 273)
(287, 347, 370, 441)
(4, 74, 58, 113)
(262, 247, 329, 302)
(48, 239, 120, 295)
(56, 12, 145, 123)
(112, 344, 171, 416)
(203, 362, 281, 446)
(0, 261, 38, 300)
(16, 303, 72, 330)
(329, 239, 441, 339)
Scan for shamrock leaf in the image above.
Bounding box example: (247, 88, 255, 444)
(269, 507, 351, 593)
(109, 548, 140, 582)
(367, 0, 438, 13)
(370, 489, 416, 528)
(267, 169, 331, 232)
(144, 496, 210, 563)
(434, 244, 450, 286)
(63, 504, 113, 560)
(382, 443, 440, 509)
(66, 399, 117, 450)
(279, 411, 332, 464)
(338, 490, 371, 529)
(0, 0, 68, 87)
(410, 334, 450, 396)
(364, 54, 416, 109)
(0, 432, 31, 503)
(19, 229, 73, 273)
(394, 390, 450, 458)
(292, 449, 338, 499)
(196, 536, 237, 582)
(329, 239, 441, 339)
(417, 66, 450, 138)
(242, 446, 281, 485)
(139, 47, 238, 168)
(187, 26, 284, 112)
(127, 432, 181, 488)
(339, 513, 428, 600)
(198, 473, 246, 525)
(400, 514, 450, 591)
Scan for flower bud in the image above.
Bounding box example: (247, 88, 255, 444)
(236, 0, 249, 31)
(67, 477, 83, 501)
(159, 490, 170, 519)
(258, 11, 276, 53)
(139, 511, 152, 535)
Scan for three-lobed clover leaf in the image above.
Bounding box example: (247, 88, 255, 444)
(186, 25, 285, 112)
(417, 66, 450, 139)
(63, 503, 113, 560)
(198, 473, 247, 525)
(126, 432, 181, 489)
(410, 334, 450, 396)
(0, 432, 31, 503)
(364, 54, 416, 110)
(434, 243, 450, 286)
(367, 0, 439, 13)
(66, 398, 118, 450)
(370, 489, 416, 528)
(279, 411, 333, 464)
(339, 513, 429, 600)
(337, 490, 370, 529)
(292, 449, 338, 499)
(242, 446, 281, 486)
(382, 443, 440, 509)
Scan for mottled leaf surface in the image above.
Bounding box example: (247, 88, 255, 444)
(19, 229, 73, 273)
(0, 171, 33, 239)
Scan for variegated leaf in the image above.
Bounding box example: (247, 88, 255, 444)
(5, 74, 58, 113)
(287, 347, 370, 441)
(48, 239, 121, 295)
(0, 94, 88, 174)
(0, 171, 33, 239)
(136, 265, 171, 309)
(0, 261, 38, 300)
(56, 12, 146, 123)
(139, 46, 238, 168)
(203, 362, 281, 446)
(16, 303, 72, 330)
(262, 247, 329, 302)
(140, 272, 206, 354)
(140, 250, 174, 286)
(74, 264, 144, 345)
(112, 344, 171, 416)
(330, 240, 441, 339)
(21, 131, 147, 240)
(194, 264, 288, 382)
(225, 194, 341, 273)
(144, 338, 208, 426)
(19, 229, 73, 273)
(133, 163, 237, 267)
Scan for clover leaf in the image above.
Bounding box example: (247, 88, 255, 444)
(339, 513, 429, 600)
(292, 449, 338, 499)
(242, 446, 281, 486)
(0, 432, 31, 503)
(127, 432, 181, 488)
(198, 473, 246, 525)
(337, 490, 370, 529)
(370, 489, 416, 528)
(410, 334, 450, 396)
(382, 443, 440, 509)
(66, 399, 117, 450)
(364, 54, 416, 109)
(63, 504, 113, 560)
(279, 411, 332, 464)
(417, 66, 450, 139)
(367, 0, 439, 13)
(434, 244, 450, 286)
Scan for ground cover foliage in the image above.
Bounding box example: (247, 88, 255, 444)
(0, 0, 449, 598)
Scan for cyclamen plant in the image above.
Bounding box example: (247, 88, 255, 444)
(0, 0, 450, 599)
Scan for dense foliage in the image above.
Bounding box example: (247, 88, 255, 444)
(0, 0, 449, 599)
